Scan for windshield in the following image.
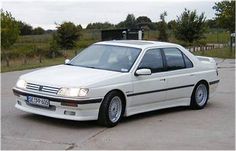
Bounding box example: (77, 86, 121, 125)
(69, 44, 141, 72)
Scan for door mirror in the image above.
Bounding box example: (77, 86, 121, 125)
(65, 59, 70, 64)
(135, 68, 152, 76)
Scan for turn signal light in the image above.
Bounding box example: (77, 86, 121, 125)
(61, 102, 77, 107)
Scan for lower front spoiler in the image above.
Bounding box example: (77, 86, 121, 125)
(15, 94, 101, 121)
(15, 103, 98, 121)
(13, 88, 103, 121)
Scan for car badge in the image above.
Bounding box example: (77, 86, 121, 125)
(39, 86, 43, 91)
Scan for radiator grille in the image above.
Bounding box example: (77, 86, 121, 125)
(26, 83, 59, 94)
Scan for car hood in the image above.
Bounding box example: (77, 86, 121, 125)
(20, 65, 121, 88)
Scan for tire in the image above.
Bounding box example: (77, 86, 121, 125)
(190, 82, 209, 109)
(98, 91, 125, 127)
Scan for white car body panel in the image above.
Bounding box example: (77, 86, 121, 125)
(21, 65, 121, 89)
(13, 40, 220, 121)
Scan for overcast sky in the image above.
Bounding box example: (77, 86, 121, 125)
(2, 0, 221, 30)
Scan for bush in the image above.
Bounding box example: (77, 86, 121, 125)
(174, 9, 206, 45)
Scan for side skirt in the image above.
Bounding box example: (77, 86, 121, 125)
(125, 98, 190, 117)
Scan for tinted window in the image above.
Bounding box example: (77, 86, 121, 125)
(163, 48, 185, 70)
(139, 49, 164, 73)
(183, 54, 193, 68)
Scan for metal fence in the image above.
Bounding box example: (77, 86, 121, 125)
(187, 43, 229, 52)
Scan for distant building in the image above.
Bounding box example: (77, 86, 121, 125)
(101, 29, 143, 41)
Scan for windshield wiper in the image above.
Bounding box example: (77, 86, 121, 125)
(71, 64, 97, 69)
(65, 63, 75, 66)
(84, 66, 97, 69)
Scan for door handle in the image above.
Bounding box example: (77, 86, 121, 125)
(190, 74, 195, 76)
(160, 78, 166, 82)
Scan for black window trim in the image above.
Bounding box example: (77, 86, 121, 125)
(181, 51, 194, 68)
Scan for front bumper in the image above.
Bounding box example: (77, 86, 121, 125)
(13, 87, 103, 121)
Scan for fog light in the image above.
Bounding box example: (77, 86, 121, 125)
(64, 110, 76, 116)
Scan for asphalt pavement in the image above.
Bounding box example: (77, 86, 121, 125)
(1, 58, 235, 150)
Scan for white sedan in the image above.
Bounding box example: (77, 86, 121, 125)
(13, 40, 220, 127)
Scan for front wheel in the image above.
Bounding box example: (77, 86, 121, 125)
(190, 83, 209, 109)
(98, 91, 124, 127)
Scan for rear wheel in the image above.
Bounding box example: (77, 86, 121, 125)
(98, 91, 124, 127)
(190, 83, 209, 109)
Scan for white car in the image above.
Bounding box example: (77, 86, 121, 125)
(13, 40, 220, 127)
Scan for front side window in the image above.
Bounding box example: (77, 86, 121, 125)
(69, 44, 141, 72)
(163, 48, 185, 70)
(138, 48, 164, 73)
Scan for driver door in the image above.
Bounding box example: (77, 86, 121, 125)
(130, 48, 167, 108)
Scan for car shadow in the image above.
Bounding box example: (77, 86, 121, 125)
(21, 114, 101, 129)
(122, 102, 214, 123)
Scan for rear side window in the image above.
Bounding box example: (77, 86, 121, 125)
(163, 48, 185, 70)
(139, 48, 164, 73)
(183, 54, 193, 68)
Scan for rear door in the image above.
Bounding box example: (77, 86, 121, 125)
(162, 47, 196, 101)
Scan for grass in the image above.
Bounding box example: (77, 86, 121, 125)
(1, 57, 65, 73)
(205, 31, 230, 44)
(192, 47, 235, 59)
(1, 50, 78, 73)
(16, 34, 52, 43)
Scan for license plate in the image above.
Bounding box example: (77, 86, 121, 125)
(27, 96, 50, 108)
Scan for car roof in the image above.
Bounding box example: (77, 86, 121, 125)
(95, 40, 178, 49)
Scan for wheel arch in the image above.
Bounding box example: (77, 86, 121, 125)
(190, 79, 210, 109)
(100, 89, 127, 112)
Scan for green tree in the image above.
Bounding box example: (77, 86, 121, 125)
(32, 27, 45, 35)
(1, 10, 19, 66)
(56, 22, 80, 50)
(1, 10, 19, 49)
(158, 11, 168, 41)
(167, 20, 177, 30)
(117, 14, 137, 29)
(174, 9, 206, 45)
(77, 24, 83, 30)
(205, 19, 217, 29)
(213, 0, 235, 33)
(116, 21, 126, 28)
(86, 22, 114, 29)
(125, 14, 137, 29)
(49, 33, 60, 58)
(136, 16, 152, 29)
(17, 21, 33, 35)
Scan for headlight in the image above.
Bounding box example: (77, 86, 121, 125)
(57, 88, 89, 97)
(79, 88, 89, 96)
(16, 79, 27, 89)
